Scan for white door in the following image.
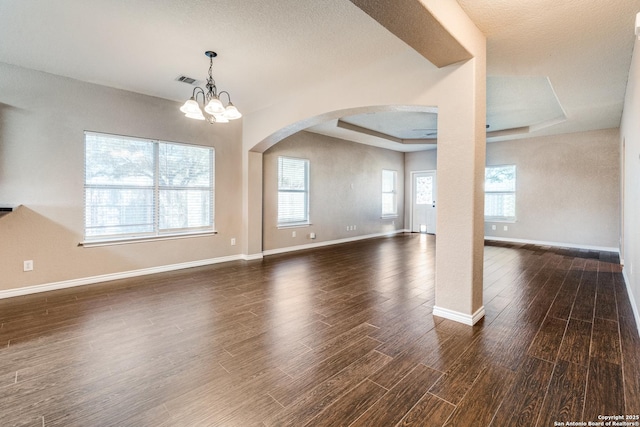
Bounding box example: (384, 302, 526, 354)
(412, 171, 437, 234)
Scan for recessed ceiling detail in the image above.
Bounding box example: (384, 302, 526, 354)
(307, 75, 568, 150)
(487, 75, 566, 135)
(340, 111, 438, 140)
(306, 110, 439, 153)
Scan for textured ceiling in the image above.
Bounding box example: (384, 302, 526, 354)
(341, 111, 438, 140)
(0, 0, 407, 115)
(458, 0, 640, 138)
(487, 76, 566, 133)
(0, 0, 638, 150)
(307, 109, 439, 153)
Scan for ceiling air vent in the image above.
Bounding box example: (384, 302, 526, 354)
(175, 75, 198, 85)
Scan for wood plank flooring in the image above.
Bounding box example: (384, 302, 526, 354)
(0, 234, 639, 426)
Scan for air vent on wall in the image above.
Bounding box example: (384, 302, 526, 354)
(175, 75, 199, 85)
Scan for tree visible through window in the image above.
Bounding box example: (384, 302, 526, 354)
(485, 165, 516, 221)
(84, 132, 214, 241)
(277, 156, 309, 225)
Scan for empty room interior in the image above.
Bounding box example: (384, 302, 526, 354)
(1, 0, 640, 426)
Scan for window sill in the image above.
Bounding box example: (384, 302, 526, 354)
(381, 215, 398, 219)
(485, 219, 517, 224)
(277, 223, 312, 229)
(79, 231, 217, 248)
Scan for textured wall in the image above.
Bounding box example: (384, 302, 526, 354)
(621, 37, 640, 331)
(404, 129, 620, 249)
(485, 129, 620, 248)
(263, 131, 404, 251)
(0, 63, 243, 292)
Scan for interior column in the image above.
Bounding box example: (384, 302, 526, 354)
(433, 56, 486, 325)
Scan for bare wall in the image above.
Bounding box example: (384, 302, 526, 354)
(484, 129, 619, 249)
(263, 131, 404, 251)
(405, 128, 620, 249)
(0, 62, 243, 292)
(620, 36, 640, 332)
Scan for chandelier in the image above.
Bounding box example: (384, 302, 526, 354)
(179, 51, 242, 123)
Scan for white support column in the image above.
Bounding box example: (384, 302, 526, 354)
(433, 56, 486, 325)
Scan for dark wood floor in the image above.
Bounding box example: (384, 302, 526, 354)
(1, 234, 639, 426)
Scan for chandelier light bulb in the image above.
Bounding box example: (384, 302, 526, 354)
(180, 98, 202, 115)
(213, 113, 229, 123)
(185, 110, 206, 120)
(204, 97, 225, 115)
(223, 103, 242, 120)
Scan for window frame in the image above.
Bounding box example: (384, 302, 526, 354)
(484, 164, 516, 222)
(381, 169, 398, 218)
(277, 156, 310, 227)
(83, 131, 215, 244)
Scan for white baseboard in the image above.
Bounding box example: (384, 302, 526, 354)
(0, 254, 245, 300)
(2, 232, 410, 300)
(622, 267, 640, 338)
(484, 236, 619, 254)
(433, 305, 485, 326)
(262, 230, 407, 256)
(241, 253, 264, 261)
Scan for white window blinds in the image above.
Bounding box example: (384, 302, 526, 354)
(277, 156, 309, 225)
(84, 132, 214, 241)
(485, 165, 516, 221)
(382, 169, 397, 216)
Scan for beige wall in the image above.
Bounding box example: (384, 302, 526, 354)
(263, 131, 404, 251)
(620, 37, 640, 330)
(405, 149, 437, 172)
(0, 62, 243, 292)
(405, 128, 620, 249)
(265, 128, 621, 254)
(485, 129, 619, 249)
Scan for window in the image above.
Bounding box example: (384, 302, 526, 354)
(485, 165, 516, 221)
(84, 132, 214, 242)
(277, 156, 309, 226)
(415, 175, 433, 205)
(382, 169, 397, 216)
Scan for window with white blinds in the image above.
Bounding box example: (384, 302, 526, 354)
(382, 169, 397, 217)
(84, 132, 214, 241)
(277, 156, 309, 226)
(485, 165, 516, 221)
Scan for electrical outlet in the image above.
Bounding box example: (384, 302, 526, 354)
(503, 225, 508, 231)
(23, 260, 33, 272)
(230, 238, 236, 246)
(491, 225, 496, 230)
(353, 225, 357, 230)
(310, 232, 316, 239)
(292, 231, 296, 237)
